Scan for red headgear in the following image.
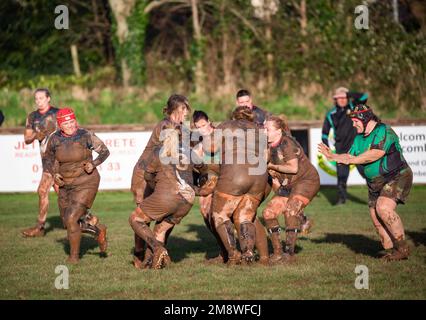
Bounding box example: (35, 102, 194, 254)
(57, 108, 76, 126)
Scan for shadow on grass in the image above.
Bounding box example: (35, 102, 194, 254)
(406, 229, 426, 247)
(128, 221, 305, 264)
(166, 223, 303, 262)
(45, 215, 65, 234)
(310, 233, 381, 257)
(167, 224, 224, 262)
(56, 235, 104, 259)
(319, 187, 367, 206)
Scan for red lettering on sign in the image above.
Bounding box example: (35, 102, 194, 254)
(102, 138, 136, 148)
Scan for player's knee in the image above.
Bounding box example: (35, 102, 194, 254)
(129, 211, 140, 227)
(262, 207, 276, 220)
(129, 213, 136, 226)
(212, 212, 227, 229)
(375, 202, 391, 217)
(37, 186, 49, 198)
(200, 206, 209, 218)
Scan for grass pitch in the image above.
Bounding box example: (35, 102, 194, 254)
(0, 186, 425, 300)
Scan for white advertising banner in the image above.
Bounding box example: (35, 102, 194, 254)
(0, 131, 151, 192)
(1, 126, 425, 192)
(309, 126, 426, 185)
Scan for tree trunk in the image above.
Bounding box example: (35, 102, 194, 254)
(70, 44, 82, 77)
(190, 0, 205, 95)
(108, 0, 136, 87)
(265, 17, 274, 88)
(300, 0, 308, 53)
(220, 0, 235, 95)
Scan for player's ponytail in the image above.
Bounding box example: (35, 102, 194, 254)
(266, 115, 290, 134)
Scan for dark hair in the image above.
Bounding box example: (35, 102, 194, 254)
(231, 106, 254, 122)
(266, 115, 290, 134)
(192, 110, 209, 123)
(34, 88, 51, 98)
(163, 94, 190, 116)
(236, 89, 251, 99)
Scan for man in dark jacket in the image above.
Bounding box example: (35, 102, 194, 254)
(321, 87, 368, 205)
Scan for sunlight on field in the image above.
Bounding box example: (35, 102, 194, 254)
(0, 186, 425, 300)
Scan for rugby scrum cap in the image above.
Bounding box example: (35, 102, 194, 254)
(57, 108, 76, 126)
(333, 87, 349, 99)
(347, 104, 375, 127)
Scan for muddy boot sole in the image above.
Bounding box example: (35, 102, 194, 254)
(152, 247, 169, 270)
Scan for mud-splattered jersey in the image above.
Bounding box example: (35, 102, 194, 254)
(214, 119, 268, 196)
(349, 123, 407, 183)
(269, 134, 318, 188)
(145, 142, 206, 203)
(25, 106, 59, 156)
(43, 128, 110, 182)
(135, 118, 181, 171)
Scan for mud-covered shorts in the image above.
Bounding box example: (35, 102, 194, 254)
(58, 169, 100, 209)
(276, 177, 320, 202)
(139, 188, 193, 225)
(130, 165, 155, 205)
(367, 166, 413, 208)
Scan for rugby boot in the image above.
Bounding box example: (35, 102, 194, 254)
(239, 222, 256, 264)
(95, 224, 108, 253)
(265, 220, 285, 263)
(21, 222, 45, 237)
(216, 221, 241, 266)
(382, 240, 410, 262)
(300, 215, 314, 236)
(133, 251, 145, 269)
(205, 253, 227, 264)
(257, 256, 270, 266)
(152, 245, 169, 269)
(284, 228, 298, 259)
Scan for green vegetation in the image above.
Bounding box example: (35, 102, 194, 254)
(2, 87, 425, 128)
(0, 186, 425, 299)
(0, 0, 425, 123)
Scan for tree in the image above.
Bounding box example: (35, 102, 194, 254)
(109, 0, 148, 87)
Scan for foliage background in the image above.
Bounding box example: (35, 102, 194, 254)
(0, 0, 425, 126)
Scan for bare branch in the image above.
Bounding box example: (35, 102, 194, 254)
(144, 0, 189, 14)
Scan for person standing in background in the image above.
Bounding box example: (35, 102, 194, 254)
(21, 88, 60, 237)
(321, 87, 368, 205)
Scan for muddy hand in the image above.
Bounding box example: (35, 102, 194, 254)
(199, 175, 218, 196)
(318, 143, 333, 160)
(84, 161, 95, 174)
(54, 173, 65, 187)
